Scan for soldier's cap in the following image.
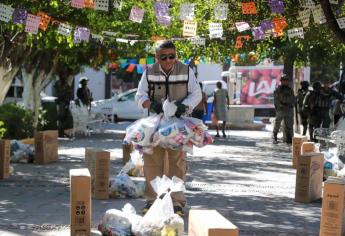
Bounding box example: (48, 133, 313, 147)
(79, 77, 89, 83)
(280, 74, 288, 81)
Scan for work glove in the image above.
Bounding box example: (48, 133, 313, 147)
(149, 100, 163, 114)
(175, 102, 187, 118)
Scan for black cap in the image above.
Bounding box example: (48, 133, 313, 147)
(280, 75, 288, 81)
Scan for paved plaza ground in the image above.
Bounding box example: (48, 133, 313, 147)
(0, 123, 321, 236)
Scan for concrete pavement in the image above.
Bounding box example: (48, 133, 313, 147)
(0, 123, 321, 236)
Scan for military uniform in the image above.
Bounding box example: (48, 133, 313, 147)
(273, 83, 295, 143)
(54, 80, 73, 137)
(296, 88, 309, 135)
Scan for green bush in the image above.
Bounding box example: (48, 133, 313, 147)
(0, 121, 5, 139)
(37, 101, 58, 131)
(0, 103, 35, 139)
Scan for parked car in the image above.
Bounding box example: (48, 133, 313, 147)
(92, 88, 147, 122)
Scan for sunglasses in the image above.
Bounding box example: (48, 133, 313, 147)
(159, 54, 176, 61)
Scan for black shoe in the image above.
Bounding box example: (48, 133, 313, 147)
(273, 139, 278, 144)
(142, 202, 153, 215)
(222, 133, 226, 138)
(173, 206, 184, 217)
(215, 134, 220, 138)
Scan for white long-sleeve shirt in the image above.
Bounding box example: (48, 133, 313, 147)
(135, 64, 202, 112)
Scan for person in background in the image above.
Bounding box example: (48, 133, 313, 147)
(54, 76, 73, 137)
(296, 81, 310, 135)
(135, 40, 201, 217)
(321, 79, 343, 127)
(192, 82, 208, 121)
(272, 75, 295, 144)
(76, 77, 93, 109)
(212, 81, 229, 138)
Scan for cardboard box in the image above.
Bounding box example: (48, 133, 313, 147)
(122, 143, 133, 164)
(295, 152, 324, 203)
(70, 168, 91, 236)
(85, 149, 110, 199)
(34, 130, 58, 164)
(292, 136, 308, 168)
(188, 209, 239, 236)
(320, 177, 345, 236)
(0, 140, 11, 179)
(301, 142, 316, 155)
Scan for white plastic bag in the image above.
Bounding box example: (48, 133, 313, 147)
(137, 175, 185, 236)
(162, 98, 177, 119)
(109, 173, 138, 198)
(98, 208, 132, 236)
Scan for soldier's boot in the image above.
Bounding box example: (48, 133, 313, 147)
(272, 133, 278, 144)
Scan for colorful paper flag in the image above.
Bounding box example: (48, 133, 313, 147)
(25, 14, 40, 34)
(58, 23, 73, 36)
(272, 17, 287, 37)
(154, 2, 169, 17)
(260, 20, 274, 31)
(74, 26, 90, 43)
(95, 0, 108, 11)
(146, 57, 155, 64)
(157, 16, 171, 26)
(113, 0, 123, 10)
(0, 4, 14, 23)
(189, 36, 206, 46)
(298, 9, 311, 28)
(37, 12, 51, 31)
(129, 7, 145, 23)
(183, 20, 197, 37)
(12, 8, 28, 24)
(242, 2, 257, 14)
(136, 64, 143, 74)
(214, 3, 228, 20)
(209, 23, 223, 39)
(71, 0, 85, 8)
(126, 64, 136, 72)
(268, 0, 284, 14)
(235, 35, 250, 48)
(252, 26, 265, 40)
(287, 27, 304, 39)
(235, 21, 251, 32)
(337, 17, 345, 29)
(312, 4, 326, 24)
(180, 3, 194, 20)
(302, 0, 315, 9)
(85, 0, 94, 8)
(139, 58, 146, 65)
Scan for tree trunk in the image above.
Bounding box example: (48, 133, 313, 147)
(22, 69, 36, 110)
(320, 0, 345, 43)
(0, 66, 19, 104)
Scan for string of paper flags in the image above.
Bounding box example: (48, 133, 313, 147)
(0, 0, 344, 50)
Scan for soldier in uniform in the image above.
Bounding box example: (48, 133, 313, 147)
(296, 81, 310, 135)
(54, 77, 73, 137)
(77, 77, 93, 110)
(272, 75, 295, 144)
(135, 40, 201, 216)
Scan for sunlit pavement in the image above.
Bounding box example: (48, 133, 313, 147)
(0, 122, 320, 236)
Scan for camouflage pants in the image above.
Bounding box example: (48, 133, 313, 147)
(273, 109, 294, 140)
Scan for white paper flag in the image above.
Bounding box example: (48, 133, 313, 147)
(189, 36, 206, 46)
(183, 20, 197, 37)
(214, 3, 228, 21)
(235, 22, 251, 32)
(287, 27, 304, 39)
(25, 14, 41, 34)
(58, 23, 73, 36)
(113, 0, 123, 10)
(129, 7, 145, 23)
(116, 38, 129, 43)
(209, 22, 223, 39)
(91, 33, 104, 42)
(329, 0, 338, 4)
(180, 3, 194, 20)
(95, 0, 108, 11)
(312, 4, 326, 24)
(71, 0, 84, 8)
(0, 4, 14, 23)
(302, 0, 315, 9)
(337, 17, 345, 29)
(298, 9, 311, 28)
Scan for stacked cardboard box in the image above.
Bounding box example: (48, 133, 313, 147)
(0, 140, 11, 179)
(320, 177, 345, 235)
(85, 149, 110, 199)
(295, 152, 324, 203)
(70, 168, 91, 236)
(292, 136, 308, 168)
(34, 130, 58, 164)
(301, 142, 316, 155)
(188, 209, 239, 236)
(122, 143, 133, 164)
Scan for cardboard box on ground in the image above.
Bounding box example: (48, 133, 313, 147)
(85, 148, 110, 199)
(295, 152, 324, 203)
(292, 136, 308, 169)
(320, 177, 345, 236)
(70, 168, 91, 236)
(188, 209, 239, 236)
(0, 140, 10, 179)
(34, 130, 58, 164)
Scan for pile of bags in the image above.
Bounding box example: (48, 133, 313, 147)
(109, 151, 145, 198)
(124, 114, 212, 154)
(10, 140, 34, 163)
(99, 176, 184, 236)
